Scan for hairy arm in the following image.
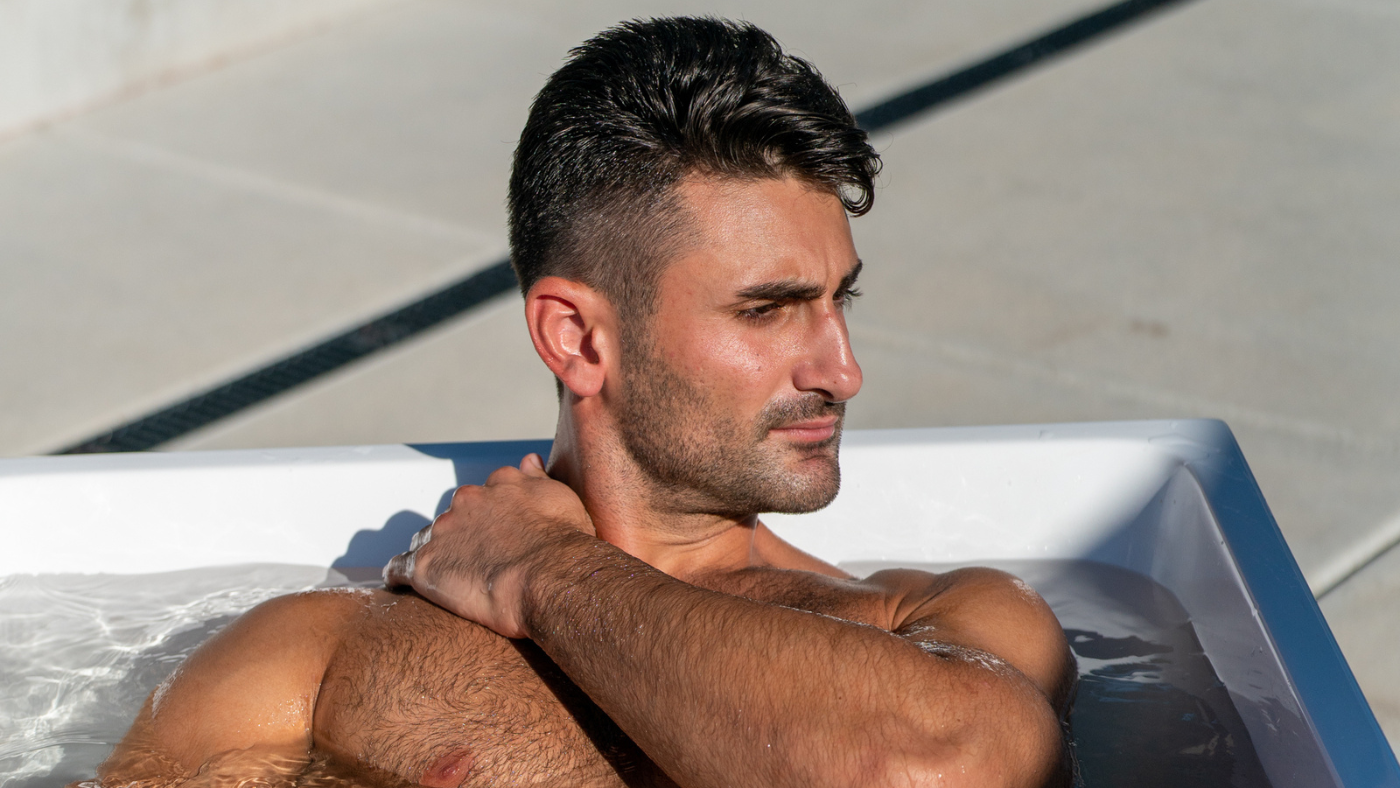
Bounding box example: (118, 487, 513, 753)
(97, 591, 354, 787)
(529, 540, 1066, 788)
(389, 461, 1071, 788)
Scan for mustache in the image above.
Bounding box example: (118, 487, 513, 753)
(757, 396, 846, 434)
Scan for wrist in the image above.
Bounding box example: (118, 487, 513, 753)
(517, 528, 620, 639)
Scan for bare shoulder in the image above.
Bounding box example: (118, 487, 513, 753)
(864, 566, 1077, 712)
(163, 587, 372, 697)
(99, 588, 374, 783)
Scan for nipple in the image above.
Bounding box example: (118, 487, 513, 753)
(420, 747, 474, 788)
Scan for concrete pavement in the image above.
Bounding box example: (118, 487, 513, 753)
(1, 0, 1397, 749)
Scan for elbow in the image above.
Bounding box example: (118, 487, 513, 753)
(872, 737, 1067, 788)
(858, 701, 1068, 788)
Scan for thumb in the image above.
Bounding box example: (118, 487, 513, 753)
(520, 453, 548, 477)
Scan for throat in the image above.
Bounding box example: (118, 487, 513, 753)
(594, 515, 761, 580)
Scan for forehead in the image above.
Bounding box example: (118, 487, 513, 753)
(660, 175, 858, 298)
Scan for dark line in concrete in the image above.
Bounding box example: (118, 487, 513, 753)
(855, 0, 1196, 132)
(58, 0, 1195, 453)
(57, 261, 517, 453)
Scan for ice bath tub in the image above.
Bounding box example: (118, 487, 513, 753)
(1, 419, 1395, 787)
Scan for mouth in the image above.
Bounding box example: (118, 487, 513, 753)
(768, 416, 840, 444)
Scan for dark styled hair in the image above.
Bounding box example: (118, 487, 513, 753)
(508, 17, 880, 324)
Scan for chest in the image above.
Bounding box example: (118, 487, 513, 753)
(308, 573, 891, 788)
(314, 594, 670, 788)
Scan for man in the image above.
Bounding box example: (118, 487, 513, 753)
(98, 17, 1075, 788)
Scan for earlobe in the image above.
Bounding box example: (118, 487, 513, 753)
(525, 277, 614, 399)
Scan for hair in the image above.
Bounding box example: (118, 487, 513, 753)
(507, 17, 881, 329)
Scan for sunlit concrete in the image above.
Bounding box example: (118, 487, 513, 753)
(0, 0, 1107, 457)
(0, 0, 399, 139)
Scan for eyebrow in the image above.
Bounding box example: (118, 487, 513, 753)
(838, 259, 864, 293)
(736, 259, 864, 302)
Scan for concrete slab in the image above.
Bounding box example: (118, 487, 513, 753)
(0, 0, 398, 139)
(71, 0, 1115, 248)
(0, 129, 497, 456)
(2, 0, 1114, 458)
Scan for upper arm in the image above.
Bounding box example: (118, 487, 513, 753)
(861, 568, 1075, 786)
(99, 590, 360, 784)
(872, 567, 1077, 713)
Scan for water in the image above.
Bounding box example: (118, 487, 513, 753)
(1, 561, 1272, 787)
(0, 565, 335, 787)
(847, 559, 1273, 788)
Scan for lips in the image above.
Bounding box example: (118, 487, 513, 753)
(770, 416, 839, 443)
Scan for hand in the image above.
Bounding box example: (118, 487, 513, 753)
(383, 453, 595, 638)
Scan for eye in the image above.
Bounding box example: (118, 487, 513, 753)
(739, 301, 783, 320)
(835, 286, 862, 310)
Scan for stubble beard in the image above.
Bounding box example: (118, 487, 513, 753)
(615, 338, 844, 518)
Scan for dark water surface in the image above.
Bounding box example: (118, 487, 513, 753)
(2, 561, 1271, 787)
(849, 559, 1274, 788)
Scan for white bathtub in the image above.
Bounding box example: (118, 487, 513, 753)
(1, 420, 1395, 787)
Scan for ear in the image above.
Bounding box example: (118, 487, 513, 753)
(524, 277, 618, 399)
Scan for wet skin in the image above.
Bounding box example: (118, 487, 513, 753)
(99, 177, 1076, 788)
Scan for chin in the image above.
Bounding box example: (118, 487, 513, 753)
(761, 459, 841, 514)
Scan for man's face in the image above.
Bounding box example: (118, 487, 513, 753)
(615, 175, 863, 517)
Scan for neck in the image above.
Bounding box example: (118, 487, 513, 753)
(545, 400, 767, 580)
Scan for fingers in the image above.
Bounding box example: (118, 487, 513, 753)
(484, 465, 523, 486)
(410, 520, 434, 551)
(383, 551, 414, 588)
(520, 453, 548, 477)
(481, 455, 547, 487)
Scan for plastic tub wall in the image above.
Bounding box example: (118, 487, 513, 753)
(1, 420, 1395, 787)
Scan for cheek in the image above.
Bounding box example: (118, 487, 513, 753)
(671, 321, 799, 399)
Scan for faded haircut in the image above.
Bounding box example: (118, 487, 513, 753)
(507, 16, 881, 334)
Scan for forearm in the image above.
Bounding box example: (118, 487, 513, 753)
(522, 534, 1055, 788)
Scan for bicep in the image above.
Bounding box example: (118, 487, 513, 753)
(99, 592, 353, 783)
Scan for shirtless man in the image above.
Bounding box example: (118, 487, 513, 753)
(97, 17, 1075, 788)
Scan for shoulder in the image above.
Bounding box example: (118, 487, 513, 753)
(864, 566, 1077, 712)
(751, 522, 852, 578)
(182, 587, 372, 677)
(136, 588, 372, 770)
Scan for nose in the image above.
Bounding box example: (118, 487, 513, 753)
(793, 307, 862, 403)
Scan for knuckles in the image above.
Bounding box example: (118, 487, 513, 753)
(485, 466, 524, 486)
(408, 548, 434, 576)
(451, 484, 484, 506)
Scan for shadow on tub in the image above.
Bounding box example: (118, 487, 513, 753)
(327, 439, 557, 576)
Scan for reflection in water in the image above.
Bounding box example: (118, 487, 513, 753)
(4, 561, 1272, 787)
(1069, 626, 1265, 787)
